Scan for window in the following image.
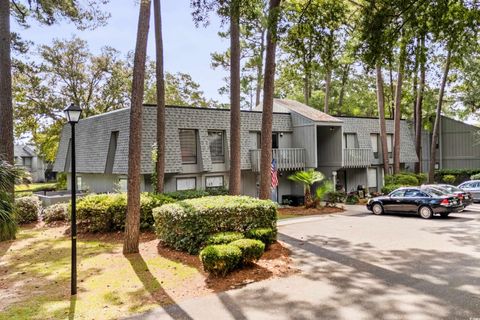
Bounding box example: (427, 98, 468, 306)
(76, 176, 82, 190)
(387, 134, 393, 158)
(206, 176, 224, 188)
(118, 178, 127, 192)
(22, 157, 32, 167)
(390, 189, 404, 197)
(105, 131, 119, 174)
(405, 189, 428, 197)
(370, 134, 378, 159)
(179, 129, 197, 164)
(253, 132, 279, 149)
(207, 131, 225, 163)
(344, 133, 358, 149)
(368, 168, 378, 188)
(176, 177, 196, 191)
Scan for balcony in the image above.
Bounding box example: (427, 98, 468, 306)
(343, 148, 372, 168)
(250, 148, 306, 172)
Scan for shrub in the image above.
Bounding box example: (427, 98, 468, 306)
(14, 196, 41, 224)
(345, 194, 359, 205)
(435, 169, 480, 184)
(470, 173, 480, 180)
(206, 231, 244, 245)
(325, 191, 346, 206)
(442, 174, 456, 184)
(199, 244, 242, 276)
(77, 193, 175, 232)
(164, 189, 210, 200)
(153, 196, 277, 254)
(381, 184, 402, 195)
(230, 239, 265, 264)
(205, 187, 229, 196)
(416, 173, 427, 184)
(385, 173, 418, 186)
(0, 193, 17, 241)
(245, 227, 276, 247)
(56, 172, 67, 190)
(43, 203, 69, 223)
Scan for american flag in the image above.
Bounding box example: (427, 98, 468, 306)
(271, 159, 278, 188)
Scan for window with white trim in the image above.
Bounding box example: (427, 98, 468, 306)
(179, 129, 197, 164)
(206, 176, 224, 188)
(176, 177, 196, 191)
(387, 134, 393, 158)
(370, 134, 378, 159)
(368, 168, 378, 188)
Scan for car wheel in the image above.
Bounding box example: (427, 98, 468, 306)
(440, 213, 450, 218)
(372, 203, 383, 215)
(419, 206, 433, 219)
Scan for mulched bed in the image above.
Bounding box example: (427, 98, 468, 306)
(278, 205, 345, 217)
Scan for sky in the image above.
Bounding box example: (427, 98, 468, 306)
(11, 1, 230, 103)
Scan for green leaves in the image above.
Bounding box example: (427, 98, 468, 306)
(288, 169, 325, 186)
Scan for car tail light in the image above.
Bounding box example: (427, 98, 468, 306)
(440, 198, 450, 206)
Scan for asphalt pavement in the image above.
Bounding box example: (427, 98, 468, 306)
(129, 204, 480, 320)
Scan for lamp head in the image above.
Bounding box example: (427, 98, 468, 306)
(64, 104, 82, 123)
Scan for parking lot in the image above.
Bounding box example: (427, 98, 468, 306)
(135, 204, 480, 319)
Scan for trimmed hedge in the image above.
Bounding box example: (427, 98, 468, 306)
(471, 173, 480, 180)
(245, 227, 276, 248)
(199, 244, 242, 276)
(14, 196, 41, 224)
(164, 187, 228, 201)
(153, 196, 277, 254)
(206, 231, 244, 245)
(442, 174, 456, 184)
(435, 169, 480, 184)
(76, 193, 174, 232)
(384, 173, 419, 186)
(230, 239, 265, 264)
(43, 203, 69, 223)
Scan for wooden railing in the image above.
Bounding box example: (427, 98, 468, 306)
(343, 148, 372, 168)
(250, 148, 306, 172)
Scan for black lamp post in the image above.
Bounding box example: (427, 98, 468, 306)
(64, 103, 82, 295)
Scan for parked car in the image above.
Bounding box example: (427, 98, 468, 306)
(457, 180, 480, 202)
(420, 184, 473, 208)
(366, 187, 462, 219)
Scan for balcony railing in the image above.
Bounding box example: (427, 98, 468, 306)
(250, 148, 305, 172)
(343, 148, 372, 168)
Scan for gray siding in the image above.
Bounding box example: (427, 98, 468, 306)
(317, 126, 342, 168)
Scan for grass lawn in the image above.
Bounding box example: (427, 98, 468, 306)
(0, 225, 293, 320)
(15, 183, 57, 192)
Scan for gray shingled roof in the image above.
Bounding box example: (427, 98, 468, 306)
(53, 105, 293, 174)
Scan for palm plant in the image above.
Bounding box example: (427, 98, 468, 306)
(288, 169, 325, 208)
(0, 161, 18, 241)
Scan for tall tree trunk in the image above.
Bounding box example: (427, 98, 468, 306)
(154, 0, 165, 194)
(255, 29, 266, 108)
(393, 36, 407, 174)
(376, 62, 390, 176)
(414, 34, 426, 174)
(303, 71, 310, 105)
(412, 39, 419, 134)
(338, 64, 349, 111)
(324, 67, 332, 114)
(259, 0, 281, 200)
(124, 0, 151, 254)
(429, 49, 451, 183)
(388, 59, 395, 118)
(229, 0, 241, 195)
(0, 0, 14, 178)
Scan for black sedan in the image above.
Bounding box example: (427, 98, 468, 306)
(421, 184, 473, 208)
(366, 187, 462, 219)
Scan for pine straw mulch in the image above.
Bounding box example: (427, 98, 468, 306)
(278, 205, 345, 217)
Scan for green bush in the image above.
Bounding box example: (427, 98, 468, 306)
(164, 189, 210, 200)
(245, 227, 276, 247)
(199, 244, 242, 276)
(56, 173, 67, 190)
(345, 194, 359, 204)
(325, 191, 346, 206)
(230, 239, 265, 264)
(470, 173, 480, 180)
(442, 174, 456, 184)
(416, 173, 427, 184)
(435, 169, 480, 184)
(206, 231, 244, 245)
(381, 184, 402, 195)
(385, 173, 418, 186)
(77, 193, 175, 232)
(43, 203, 69, 223)
(14, 196, 41, 224)
(153, 196, 277, 254)
(0, 193, 17, 241)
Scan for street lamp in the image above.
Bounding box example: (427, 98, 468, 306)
(64, 103, 82, 295)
